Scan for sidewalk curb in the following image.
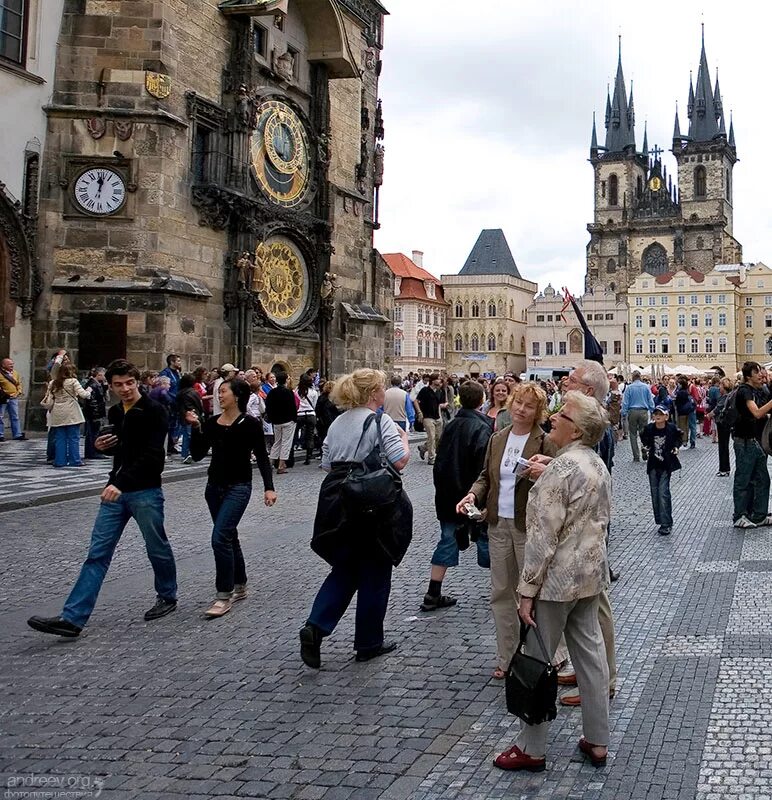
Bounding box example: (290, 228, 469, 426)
(0, 464, 209, 513)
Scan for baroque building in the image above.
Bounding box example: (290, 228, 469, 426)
(526, 284, 628, 370)
(586, 34, 742, 298)
(20, 0, 390, 419)
(443, 229, 536, 377)
(382, 250, 448, 375)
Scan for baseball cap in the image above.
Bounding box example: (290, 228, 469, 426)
(653, 405, 669, 415)
(220, 363, 238, 373)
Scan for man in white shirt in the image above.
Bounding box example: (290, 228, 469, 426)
(384, 376, 409, 431)
(212, 363, 238, 416)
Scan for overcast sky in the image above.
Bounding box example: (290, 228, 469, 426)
(373, 0, 771, 296)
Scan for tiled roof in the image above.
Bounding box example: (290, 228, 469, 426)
(653, 270, 706, 284)
(458, 229, 521, 278)
(382, 253, 440, 284)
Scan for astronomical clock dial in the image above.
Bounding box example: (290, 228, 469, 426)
(251, 99, 311, 208)
(73, 167, 127, 215)
(253, 236, 310, 328)
(648, 176, 662, 192)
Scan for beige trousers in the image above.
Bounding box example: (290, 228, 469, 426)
(515, 595, 610, 758)
(423, 417, 442, 461)
(270, 421, 296, 461)
(489, 519, 569, 670)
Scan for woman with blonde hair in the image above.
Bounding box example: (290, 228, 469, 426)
(457, 381, 557, 678)
(300, 369, 411, 669)
(41, 362, 92, 467)
(486, 377, 512, 432)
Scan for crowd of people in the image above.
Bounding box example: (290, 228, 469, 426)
(17, 349, 772, 774)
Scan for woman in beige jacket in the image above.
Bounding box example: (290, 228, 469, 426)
(42, 363, 91, 467)
(456, 382, 557, 678)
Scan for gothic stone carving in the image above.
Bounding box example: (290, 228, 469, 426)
(0, 182, 41, 317)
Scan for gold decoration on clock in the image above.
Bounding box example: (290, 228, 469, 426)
(254, 237, 308, 326)
(251, 99, 311, 208)
(648, 176, 662, 192)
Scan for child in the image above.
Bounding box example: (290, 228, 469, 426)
(640, 405, 683, 536)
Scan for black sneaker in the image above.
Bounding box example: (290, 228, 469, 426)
(299, 623, 322, 669)
(143, 598, 177, 621)
(27, 616, 81, 637)
(420, 593, 458, 612)
(658, 527, 672, 536)
(355, 641, 397, 662)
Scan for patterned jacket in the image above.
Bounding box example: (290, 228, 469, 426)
(518, 441, 611, 602)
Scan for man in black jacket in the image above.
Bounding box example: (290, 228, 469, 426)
(27, 360, 178, 637)
(265, 371, 297, 474)
(420, 381, 493, 611)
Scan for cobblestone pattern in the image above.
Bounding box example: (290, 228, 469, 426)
(0, 436, 771, 798)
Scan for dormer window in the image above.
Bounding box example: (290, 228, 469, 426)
(394, 277, 401, 296)
(426, 282, 435, 299)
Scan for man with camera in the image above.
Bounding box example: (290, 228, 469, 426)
(27, 360, 178, 637)
(420, 381, 493, 611)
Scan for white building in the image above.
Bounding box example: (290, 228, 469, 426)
(1, 0, 64, 414)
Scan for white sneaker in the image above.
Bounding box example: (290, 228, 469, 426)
(734, 515, 757, 529)
(758, 515, 772, 527)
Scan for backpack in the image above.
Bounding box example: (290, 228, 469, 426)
(716, 388, 739, 430)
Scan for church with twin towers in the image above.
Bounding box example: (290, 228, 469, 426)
(585, 31, 742, 298)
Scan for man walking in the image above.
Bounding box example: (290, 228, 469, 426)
(0, 357, 26, 441)
(417, 373, 445, 465)
(621, 370, 654, 462)
(265, 370, 297, 474)
(421, 381, 492, 610)
(27, 360, 178, 637)
(383, 375, 414, 431)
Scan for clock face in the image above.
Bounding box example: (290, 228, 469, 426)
(648, 176, 662, 192)
(251, 99, 311, 208)
(73, 167, 127, 215)
(253, 236, 310, 327)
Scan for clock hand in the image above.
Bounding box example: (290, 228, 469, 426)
(96, 175, 104, 197)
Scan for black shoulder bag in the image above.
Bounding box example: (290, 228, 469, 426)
(340, 412, 402, 516)
(505, 621, 558, 725)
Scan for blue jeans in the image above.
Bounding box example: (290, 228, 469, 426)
(648, 469, 672, 529)
(62, 488, 177, 628)
(180, 424, 192, 458)
(53, 424, 82, 466)
(307, 543, 393, 651)
(688, 411, 697, 445)
(204, 482, 252, 595)
(431, 519, 489, 568)
(733, 438, 770, 524)
(0, 397, 21, 438)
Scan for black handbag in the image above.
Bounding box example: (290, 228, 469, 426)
(340, 412, 402, 516)
(505, 622, 558, 725)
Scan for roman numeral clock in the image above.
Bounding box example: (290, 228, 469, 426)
(61, 157, 136, 220)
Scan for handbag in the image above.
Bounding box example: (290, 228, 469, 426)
(340, 412, 402, 516)
(505, 621, 558, 725)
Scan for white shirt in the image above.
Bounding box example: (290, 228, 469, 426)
(212, 377, 224, 415)
(497, 430, 531, 519)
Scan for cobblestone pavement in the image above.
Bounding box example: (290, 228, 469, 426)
(0, 436, 207, 511)
(1, 434, 770, 799)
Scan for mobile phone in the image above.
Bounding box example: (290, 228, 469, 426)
(515, 457, 531, 475)
(98, 425, 115, 438)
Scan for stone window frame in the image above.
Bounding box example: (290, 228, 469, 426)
(678, 338, 686, 354)
(0, 0, 28, 67)
(719, 336, 727, 353)
(185, 92, 227, 186)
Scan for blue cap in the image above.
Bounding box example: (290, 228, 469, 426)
(653, 405, 669, 415)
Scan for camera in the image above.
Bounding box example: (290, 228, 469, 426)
(463, 502, 484, 521)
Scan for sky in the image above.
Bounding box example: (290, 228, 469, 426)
(373, 0, 772, 296)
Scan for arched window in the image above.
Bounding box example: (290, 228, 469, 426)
(520, 336, 525, 352)
(636, 175, 643, 198)
(642, 243, 668, 276)
(488, 300, 496, 317)
(455, 301, 463, 318)
(509, 301, 514, 318)
(608, 174, 618, 206)
(607, 258, 616, 274)
(455, 334, 462, 351)
(471, 301, 480, 318)
(694, 165, 707, 198)
(470, 333, 479, 351)
(509, 335, 515, 351)
(488, 333, 496, 351)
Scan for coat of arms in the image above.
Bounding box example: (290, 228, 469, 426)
(145, 72, 172, 99)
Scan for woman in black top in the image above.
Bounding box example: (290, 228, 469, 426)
(188, 379, 277, 618)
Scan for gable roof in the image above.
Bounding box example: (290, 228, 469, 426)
(458, 229, 521, 278)
(382, 252, 440, 283)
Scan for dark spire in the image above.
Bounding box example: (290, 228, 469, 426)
(729, 112, 736, 148)
(604, 86, 611, 127)
(688, 29, 721, 141)
(673, 104, 682, 140)
(603, 40, 636, 154)
(687, 73, 695, 118)
(641, 121, 648, 156)
(591, 112, 598, 156)
(714, 71, 723, 118)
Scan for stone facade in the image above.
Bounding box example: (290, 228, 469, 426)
(27, 0, 390, 420)
(526, 284, 628, 370)
(586, 38, 742, 303)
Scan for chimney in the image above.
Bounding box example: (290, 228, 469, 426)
(412, 250, 424, 267)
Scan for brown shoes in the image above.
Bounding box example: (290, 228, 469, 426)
(578, 737, 607, 767)
(560, 689, 615, 707)
(557, 671, 577, 686)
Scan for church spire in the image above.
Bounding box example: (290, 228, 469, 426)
(729, 111, 736, 149)
(603, 39, 636, 154)
(590, 112, 598, 157)
(687, 28, 722, 141)
(641, 121, 648, 157)
(673, 105, 682, 140)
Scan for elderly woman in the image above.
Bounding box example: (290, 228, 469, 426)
(299, 369, 411, 669)
(494, 391, 612, 772)
(457, 382, 557, 679)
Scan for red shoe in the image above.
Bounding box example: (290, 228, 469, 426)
(578, 737, 607, 767)
(557, 671, 577, 686)
(493, 744, 546, 772)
